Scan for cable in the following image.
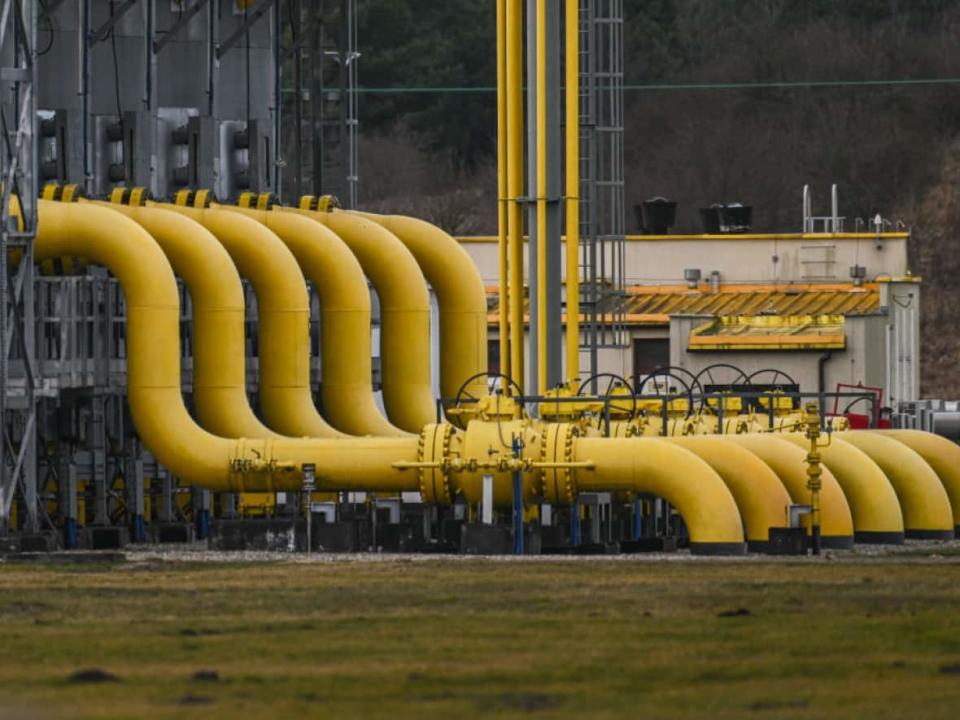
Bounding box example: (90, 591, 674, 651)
(109, 1, 124, 147)
(37, 0, 56, 57)
(244, 1, 251, 125)
(340, 76, 960, 95)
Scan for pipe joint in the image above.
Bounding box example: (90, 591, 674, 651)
(539, 423, 580, 505)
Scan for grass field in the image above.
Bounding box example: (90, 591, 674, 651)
(2, 552, 960, 719)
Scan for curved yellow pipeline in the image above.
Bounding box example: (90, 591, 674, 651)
(667, 437, 792, 551)
(573, 437, 746, 554)
(842, 432, 954, 539)
(726, 435, 854, 547)
(351, 212, 489, 403)
(157, 203, 346, 439)
(876, 429, 960, 533)
(777, 434, 904, 543)
(284, 208, 435, 432)
(35, 200, 420, 492)
(88, 202, 278, 439)
(220, 206, 406, 437)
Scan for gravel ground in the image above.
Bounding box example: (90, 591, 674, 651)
(104, 538, 960, 564)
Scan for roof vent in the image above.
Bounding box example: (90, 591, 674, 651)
(849, 265, 867, 287)
(684, 268, 702, 289)
(635, 197, 678, 234)
(719, 203, 753, 233)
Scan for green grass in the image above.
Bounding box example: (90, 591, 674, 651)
(2, 556, 960, 719)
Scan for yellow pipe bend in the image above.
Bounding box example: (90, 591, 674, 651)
(573, 437, 746, 555)
(157, 203, 346, 439)
(284, 208, 435, 432)
(351, 212, 489, 403)
(876, 430, 960, 533)
(219, 206, 406, 437)
(35, 200, 419, 492)
(777, 434, 904, 543)
(726, 435, 854, 547)
(842, 432, 954, 539)
(667, 437, 792, 551)
(89, 202, 279, 439)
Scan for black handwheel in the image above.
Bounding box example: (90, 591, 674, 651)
(636, 367, 698, 419)
(453, 371, 524, 406)
(577, 373, 638, 422)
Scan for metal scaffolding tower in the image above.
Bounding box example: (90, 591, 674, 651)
(285, 0, 358, 207)
(577, 0, 626, 383)
(0, 0, 38, 533)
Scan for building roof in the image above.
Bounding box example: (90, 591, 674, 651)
(485, 282, 881, 327)
(688, 314, 847, 351)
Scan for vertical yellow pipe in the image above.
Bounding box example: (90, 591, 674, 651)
(496, 0, 510, 380)
(535, 0, 548, 394)
(564, 0, 580, 383)
(506, 0, 525, 392)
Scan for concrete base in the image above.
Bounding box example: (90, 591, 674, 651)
(0, 536, 20, 554)
(16, 533, 61, 552)
(377, 523, 417, 553)
(310, 521, 358, 552)
(80, 526, 130, 550)
(209, 518, 369, 553)
(767, 527, 807, 555)
(209, 518, 299, 552)
(148, 523, 196, 544)
(461, 524, 513, 555)
(541, 524, 569, 550)
(620, 537, 679, 554)
(460, 524, 542, 555)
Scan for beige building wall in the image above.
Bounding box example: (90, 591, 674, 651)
(460, 234, 909, 286)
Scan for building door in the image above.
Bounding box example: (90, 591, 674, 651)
(633, 338, 670, 385)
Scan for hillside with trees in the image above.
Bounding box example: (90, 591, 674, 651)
(353, 0, 960, 395)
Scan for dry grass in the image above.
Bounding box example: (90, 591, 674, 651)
(1, 555, 960, 719)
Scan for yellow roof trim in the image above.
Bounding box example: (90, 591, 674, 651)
(458, 233, 909, 244)
(688, 315, 847, 351)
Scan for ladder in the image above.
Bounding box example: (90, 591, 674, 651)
(576, 0, 628, 387)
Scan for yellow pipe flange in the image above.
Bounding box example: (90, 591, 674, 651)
(418, 423, 453, 505)
(539, 422, 579, 505)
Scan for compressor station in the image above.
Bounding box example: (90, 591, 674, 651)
(2, 1, 960, 557)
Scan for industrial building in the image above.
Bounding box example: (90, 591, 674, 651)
(462, 206, 919, 417)
(1, 0, 958, 559)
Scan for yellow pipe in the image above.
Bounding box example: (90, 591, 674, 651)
(564, 0, 580, 382)
(667, 437, 792, 551)
(573, 437, 745, 554)
(496, 0, 510, 379)
(876, 430, 960, 533)
(841, 432, 954, 539)
(726, 435, 854, 547)
(285, 208, 435, 432)
(220, 206, 405, 437)
(350, 212, 489, 403)
(535, 0, 548, 394)
(777, 434, 904, 543)
(34, 200, 420, 492)
(158, 203, 347, 439)
(506, 0, 525, 391)
(88, 201, 279, 439)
